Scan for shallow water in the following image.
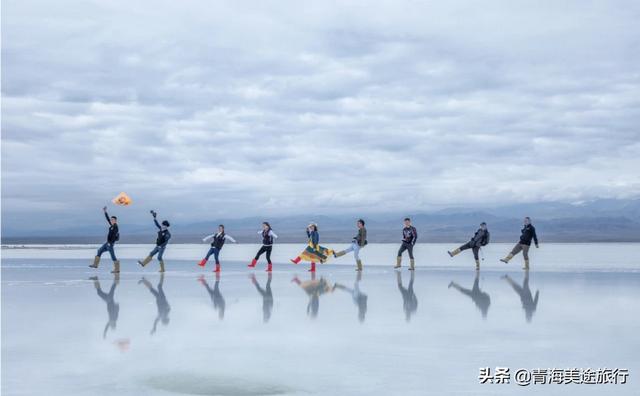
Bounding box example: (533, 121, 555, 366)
(2, 244, 639, 395)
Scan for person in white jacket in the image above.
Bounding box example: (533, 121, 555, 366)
(248, 222, 278, 272)
(198, 225, 236, 272)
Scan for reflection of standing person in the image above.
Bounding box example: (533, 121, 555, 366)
(250, 273, 273, 323)
(139, 275, 171, 334)
(448, 271, 491, 319)
(333, 272, 368, 322)
(448, 222, 490, 270)
(334, 219, 367, 271)
(89, 207, 120, 274)
(396, 271, 418, 322)
(248, 222, 278, 272)
(395, 218, 418, 270)
(291, 274, 334, 319)
(500, 217, 539, 270)
(502, 273, 540, 323)
(90, 275, 120, 339)
(199, 225, 237, 272)
(138, 210, 171, 272)
(290, 223, 334, 273)
(199, 274, 225, 320)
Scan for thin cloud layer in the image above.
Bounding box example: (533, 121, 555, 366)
(2, 0, 640, 232)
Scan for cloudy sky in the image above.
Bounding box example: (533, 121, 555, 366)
(2, 0, 640, 233)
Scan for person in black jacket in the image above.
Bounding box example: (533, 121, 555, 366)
(138, 210, 171, 272)
(448, 222, 490, 270)
(500, 217, 539, 270)
(89, 206, 120, 273)
(394, 218, 418, 270)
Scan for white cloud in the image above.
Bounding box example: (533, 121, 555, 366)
(2, 0, 640, 232)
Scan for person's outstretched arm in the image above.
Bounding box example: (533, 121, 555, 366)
(533, 227, 539, 247)
(202, 234, 215, 242)
(103, 207, 110, 224)
(225, 235, 237, 243)
(270, 230, 278, 239)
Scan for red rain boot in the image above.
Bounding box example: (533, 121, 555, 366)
(266, 263, 272, 272)
(213, 263, 221, 273)
(290, 257, 301, 264)
(308, 262, 316, 272)
(198, 258, 207, 267)
(248, 258, 257, 268)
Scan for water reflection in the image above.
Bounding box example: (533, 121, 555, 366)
(250, 273, 273, 323)
(396, 271, 418, 322)
(334, 272, 368, 323)
(199, 273, 225, 320)
(448, 271, 490, 319)
(502, 272, 540, 323)
(139, 274, 171, 334)
(89, 275, 120, 339)
(292, 273, 334, 319)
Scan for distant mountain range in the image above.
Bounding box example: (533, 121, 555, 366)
(2, 198, 640, 244)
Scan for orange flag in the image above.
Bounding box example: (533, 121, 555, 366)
(112, 192, 133, 206)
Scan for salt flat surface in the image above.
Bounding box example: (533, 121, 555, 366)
(1, 244, 639, 395)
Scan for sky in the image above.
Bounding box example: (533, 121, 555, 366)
(2, 0, 640, 233)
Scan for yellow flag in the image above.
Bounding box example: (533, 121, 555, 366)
(112, 192, 133, 206)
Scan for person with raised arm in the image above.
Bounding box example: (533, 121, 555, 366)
(198, 225, 237, 272)
(138, 210, 171, 272)
(248, 222, 278, 272)
(500, 217, 539, 270)
(89, 206, 120, 274)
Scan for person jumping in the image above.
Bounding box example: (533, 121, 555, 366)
(137, 210, 171, 272)
(248, 222, 278, 272)
(448, 222, 490, 270)
(198, 225, 237, 272)
(89, 206, 120, 273)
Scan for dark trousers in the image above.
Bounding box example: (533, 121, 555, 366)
(149, 245, 166, 260)
(254, 245, 273, 264)
(459, 241, 480, 260)
(205, 247, 221, 263)
(397, 242, 414, 259)
(97, 242, 117, 261)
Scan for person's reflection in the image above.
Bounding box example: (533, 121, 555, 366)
(139, 274, 171, 334)
(502, 272, 540, 323)
(250, 273, 273, 323)
(199, 273, 225, 320)
(292, 272, 333, 319)
(334, 272, 368, 323)
(90, 275, 120, 339)
(397, 271, 418, 322)
(448, 271, 490, 319)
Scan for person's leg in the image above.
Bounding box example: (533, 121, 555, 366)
(472, 246, 480, 270)
(335, 243, 355, 258)
(501, 243, 522, 263)
(449, 242, 471, 257)
(354, 244, 363, 271)
(264, 247, 273, 272)
(250, 246, 267, 268)
(205, 247, 215, 260)
(408, 244, 415, 270)
(396, 244, 407, 268)
(157, 246, 166, 261)
(91, 243, 108, 267)
(522, 245, 530, 270)
(107, 244, 117, 261)
(108, 244, 120, 273)
(213, 248, 220, 264)
(139, 246, 158, 267)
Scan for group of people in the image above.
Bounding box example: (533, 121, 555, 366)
(89, 207, 540, 273)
